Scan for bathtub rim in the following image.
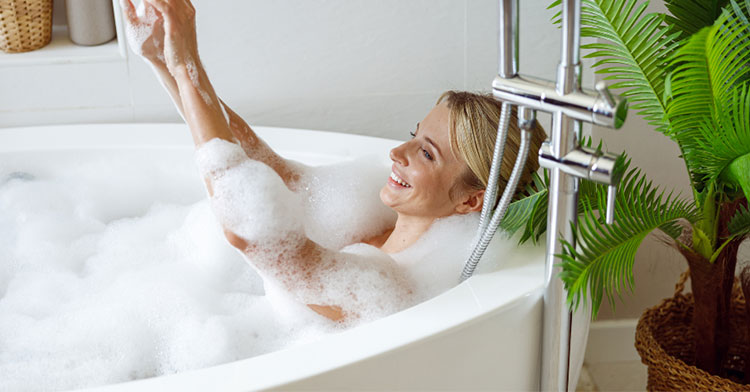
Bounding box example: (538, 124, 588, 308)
(86, 271, 543, 391)
(0, 123, 545, 391)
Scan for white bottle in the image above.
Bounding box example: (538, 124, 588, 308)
(66, 0, 116, 46)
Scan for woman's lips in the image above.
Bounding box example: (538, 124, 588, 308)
(389, 171, 411, 188)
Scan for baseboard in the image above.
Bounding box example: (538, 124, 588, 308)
(584, 318, 640, 363)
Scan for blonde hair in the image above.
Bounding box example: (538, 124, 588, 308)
(438, 91, 547, 200)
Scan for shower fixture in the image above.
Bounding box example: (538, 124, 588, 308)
(463, 0, 629, 390)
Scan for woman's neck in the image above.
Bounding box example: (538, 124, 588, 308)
(379, 214, 436, 254)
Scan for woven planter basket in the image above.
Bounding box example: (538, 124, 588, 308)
(0, 0, 53, 53)
(635, 270, 750, 391)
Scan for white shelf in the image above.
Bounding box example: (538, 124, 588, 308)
(0, 24, 125, 67)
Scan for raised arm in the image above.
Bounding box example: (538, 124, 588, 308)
(127, 0, 361, 321)
(127, 0, 412, 323)
(120, 0, 300, 185)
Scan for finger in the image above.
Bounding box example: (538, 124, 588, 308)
(119, 0, 137, 23)
(144, 0, 171, 16)
(182, 0, 195, 13)
(143, 2, 164, 22)
(158, 0, 193, 19)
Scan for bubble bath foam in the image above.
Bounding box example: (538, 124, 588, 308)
(0, 123, 546, 391)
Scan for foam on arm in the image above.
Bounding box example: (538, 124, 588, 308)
(195, 138, 304, 243)
(195, 139, 414, 323)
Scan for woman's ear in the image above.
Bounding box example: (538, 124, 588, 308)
(455, 189, 485, 214)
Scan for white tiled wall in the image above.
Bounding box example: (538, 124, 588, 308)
(0, 0, 562, 141)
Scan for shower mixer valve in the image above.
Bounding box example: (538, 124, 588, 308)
(539, 143, 625, 225)
(493, 74, 628, 225)
(492, 76, 628, 131)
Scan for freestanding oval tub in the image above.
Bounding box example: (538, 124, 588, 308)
(0, 123, 546, 391)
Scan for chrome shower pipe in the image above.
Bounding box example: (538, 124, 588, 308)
(498, 0, 518, 78)
(559, 0, 582, 84)
(542, 0, 583, 390)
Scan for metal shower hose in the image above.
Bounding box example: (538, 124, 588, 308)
(460, 103, 532, 282)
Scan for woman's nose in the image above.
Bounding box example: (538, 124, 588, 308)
(390, 143, 408, 166)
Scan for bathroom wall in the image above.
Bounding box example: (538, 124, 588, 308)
(0, 0, 562, 141)
(5, 0, 739, 321)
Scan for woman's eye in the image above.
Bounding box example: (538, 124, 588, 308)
(409, 131, 416, 138)
(422, 148, 433, 161)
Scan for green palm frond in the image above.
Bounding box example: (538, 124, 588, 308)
(667, 1, 750, 193)
(684, 86, 750, 187)
(665, 28, 713, 141)
(501, 172, 547, 237)
(728, 203, 750, 237)
(730, 0, 750, 33)
(663, 0, 729, 40)
(725, 152, 750, 202)
(577, 0, 681, 133)
(559, 167, 701, 316)
(501, 171, 549, 244)
(668, 2, 750, 129)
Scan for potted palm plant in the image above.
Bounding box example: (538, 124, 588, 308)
(501, 0, 750, 388)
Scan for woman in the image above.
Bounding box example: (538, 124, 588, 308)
(120, 0, 546, 322)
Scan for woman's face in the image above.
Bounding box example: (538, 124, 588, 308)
(380, 102, 482, 218)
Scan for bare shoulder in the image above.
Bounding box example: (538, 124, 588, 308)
(361, 227, 394, 249)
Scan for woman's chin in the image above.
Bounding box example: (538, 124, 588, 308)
(379, 186, 394, 208)
(379, 186, 405, 212)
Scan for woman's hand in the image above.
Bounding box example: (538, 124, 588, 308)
(142, 0, 201, 77)
(119, 0, 166, 66)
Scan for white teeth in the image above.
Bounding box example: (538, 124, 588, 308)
(390, 172, 411, 187)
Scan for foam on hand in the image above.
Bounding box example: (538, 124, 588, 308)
(123, 0, 160, 58)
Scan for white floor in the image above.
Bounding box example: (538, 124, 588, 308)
(577, 361, 647, 391)
(576, 319, 648, 391)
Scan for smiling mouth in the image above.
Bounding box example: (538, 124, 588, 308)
(390, 171, 411, 188)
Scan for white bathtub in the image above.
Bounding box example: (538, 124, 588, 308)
(0, 123, 546, 391)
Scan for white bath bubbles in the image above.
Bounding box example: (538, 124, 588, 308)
(195, 139, 411, 323)
(297, 151, 397, 250)
(0, 134, 527, 391)
(391, 212, 523, 302)
(0, 148, 329, 391)
(195, 139, 305, 243)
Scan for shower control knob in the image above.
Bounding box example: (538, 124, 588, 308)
(595, 81, 616, 108)
(593, 81, 628, 129)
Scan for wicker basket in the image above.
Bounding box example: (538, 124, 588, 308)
(635, 270, 750, 391)
(0, 0, 54, 53)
